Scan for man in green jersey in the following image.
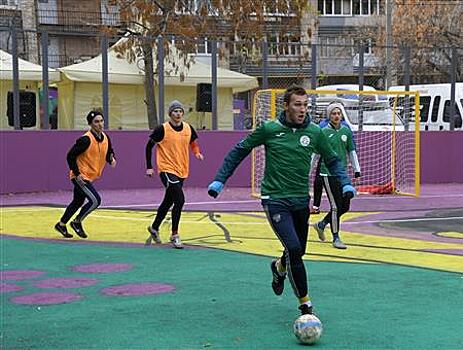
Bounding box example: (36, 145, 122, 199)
(312, 102, 361, 249)
(207, 86, 356, 316)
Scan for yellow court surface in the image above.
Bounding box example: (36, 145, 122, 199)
(1, 206, 462, 273)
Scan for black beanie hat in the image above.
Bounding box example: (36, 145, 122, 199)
(86, 110, 104, 125)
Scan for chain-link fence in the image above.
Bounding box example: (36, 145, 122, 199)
(1, 27, 461, 131)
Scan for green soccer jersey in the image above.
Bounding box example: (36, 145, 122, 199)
(319, 124, 356, 176)
(214, 111, 351, 201)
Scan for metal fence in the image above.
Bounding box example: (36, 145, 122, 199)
(0, 28, 461, 131)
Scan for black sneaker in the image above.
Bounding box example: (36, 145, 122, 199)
(54, 223, 73, 238)
(270, 259, 286, 295)
(70, 221, 87, 239)
(298, 304, 314, 315)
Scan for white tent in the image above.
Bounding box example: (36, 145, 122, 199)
(0, 49, 60, 129)
(57, 41, 258, 130)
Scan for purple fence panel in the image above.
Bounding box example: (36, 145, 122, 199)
(1, 130, 251, 194)
(1, 130, 462, 194)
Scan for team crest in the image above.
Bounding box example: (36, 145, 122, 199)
(341, 135, 348, 142)
(299, 135, 310, 147)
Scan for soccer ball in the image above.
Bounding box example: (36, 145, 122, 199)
(293, 314, 323, 345)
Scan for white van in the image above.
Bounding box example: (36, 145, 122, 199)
(388, 83, 463, 131)
(312, 84, 404, 131)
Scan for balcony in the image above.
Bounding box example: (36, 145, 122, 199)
(229, 54, 311, 77)
(37, 9, 121, 31)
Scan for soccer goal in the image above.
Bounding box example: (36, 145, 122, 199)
(251, 89, 420, 197)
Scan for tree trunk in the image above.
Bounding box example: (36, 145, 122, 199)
(142, 39, 158, 129)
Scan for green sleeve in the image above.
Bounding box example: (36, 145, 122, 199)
(214, 123, 267, 183)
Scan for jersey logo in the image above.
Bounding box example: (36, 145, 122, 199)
(341, 135, 348, 142)
(299, 135, 310, 147)
(329, 134, 334, 138)
(276, 132, 285, 137)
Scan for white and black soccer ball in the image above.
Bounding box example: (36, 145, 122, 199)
(293, 314, 323, 345)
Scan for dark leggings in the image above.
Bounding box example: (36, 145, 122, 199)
(263, 198, 309, 298)
(60, 178, 101, 224)
(151, 172, 185, 232)
(321, 176, 351, 234)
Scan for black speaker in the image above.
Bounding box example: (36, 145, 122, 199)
(7, 91, 37, 128)
(196, 83, 212, 112)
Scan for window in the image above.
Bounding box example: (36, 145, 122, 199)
(431, 96, 440, 122)
(0, 0, 18, 5)
(419, 96, 431, 122)
(267, 34, 300, 56)
(319, 0, 379, 16)
(352, 38, 374, 55)
(343, 0, 351, 15)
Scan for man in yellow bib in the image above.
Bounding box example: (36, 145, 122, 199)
(54, 111, 116, 239)
(145, 100, 204, 249)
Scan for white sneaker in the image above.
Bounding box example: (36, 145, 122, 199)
(170, 235, 184, 249)
(313, 222, 326, 242)
(332, 238, 347, 249)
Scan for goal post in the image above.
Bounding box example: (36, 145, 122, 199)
(251, 89, 420, 198)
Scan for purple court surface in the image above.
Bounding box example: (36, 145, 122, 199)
(2, 184, 462, 213)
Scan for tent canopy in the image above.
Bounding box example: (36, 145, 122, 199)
(0, 49, 60, 81)
(58, 40, 258, 93)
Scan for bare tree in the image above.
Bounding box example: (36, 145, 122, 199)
(356, 0, 462, 83)
(107, 0, 310, 127)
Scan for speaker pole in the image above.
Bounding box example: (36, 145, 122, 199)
(211, 39, 218, 130)
(12, 27, 20, 130)
(157, 35, 165, 124)
(41, 30, 49, 129)
(101, 35, 109, 129)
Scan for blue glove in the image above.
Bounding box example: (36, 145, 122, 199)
(208, 181, 224, 198)
(342, 184, 356, 199)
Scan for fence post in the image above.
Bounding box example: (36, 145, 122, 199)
(358, 44, 365, 131)
(157, 35, 165, 124)
(11, 28, 20, 130)
(311, 43, 317, 115)
(211, 39, 218, 130)
(41, 30, 49, 129)
(449, 47, 457, 131)
(262, 40, 268, 89)
(101, 35, 109, 129)
(404, 46, 410, 131)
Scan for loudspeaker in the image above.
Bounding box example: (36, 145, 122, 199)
(196, 83, 212, 112)
(7, 91, 37, 128)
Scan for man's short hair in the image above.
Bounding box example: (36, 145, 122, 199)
(283, 86, 307, 104)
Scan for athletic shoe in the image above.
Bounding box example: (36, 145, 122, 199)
(332, 238, 347, 249)
(54, 222, 73, 238)
(270, 259, 286, 295)
(313, 222, 326, 242)
(147, 226, 162, 244)
(298, 303, 314, 315)
(70, 221, 87, 239)
(170, 235, 184, 249)
(310, 207, 320, 214)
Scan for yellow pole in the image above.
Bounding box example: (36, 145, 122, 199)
(414, 91, 421, 197)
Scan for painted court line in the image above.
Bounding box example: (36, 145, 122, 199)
(91, 214, 463, 226)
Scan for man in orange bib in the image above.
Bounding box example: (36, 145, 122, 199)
(54, 111, 116, 239)
(145, 100, 204, 249)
